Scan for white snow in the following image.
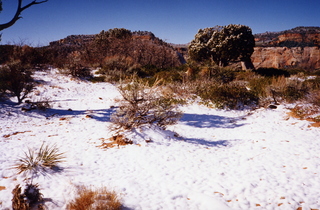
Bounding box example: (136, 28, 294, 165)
(0, 69, 320, 210)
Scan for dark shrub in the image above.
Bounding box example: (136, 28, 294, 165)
(0, 62, 34, 104)
(136, 65, 159, 78)
(254, 68, 290, 77)
(312, 70, 320, 76)
(210, 67, 236, 83)
(90, 76, 106, 83)
(0, 45, 15, 64)
(69, 65, 92, 78)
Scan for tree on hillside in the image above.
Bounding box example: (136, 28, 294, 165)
(189, 24, 255, 70)
(0, 0, 48, 32)
(91, 28, 133, 62)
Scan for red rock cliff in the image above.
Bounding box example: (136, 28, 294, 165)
(252, 27, 320, 70)
(252, 47, 320, 70)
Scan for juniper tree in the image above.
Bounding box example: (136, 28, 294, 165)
(189, 24, 255, 70)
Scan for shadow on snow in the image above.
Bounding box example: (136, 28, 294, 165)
(1, 100, 245, 148)
(183, 138, 230, 147)
(180, 113, 246, 129)
(43, 107, 116, 122)
(177, 113, 247, 147)
(0, 100, 116, 122)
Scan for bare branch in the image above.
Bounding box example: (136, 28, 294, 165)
(20, 0, 48, 12)
(0, 0, 48, 31)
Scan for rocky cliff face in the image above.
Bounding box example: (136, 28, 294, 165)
(252, 27, 320, 70)
(252, 47, 320, 70)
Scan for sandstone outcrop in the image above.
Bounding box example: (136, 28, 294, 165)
(252, 47, 320, 70)
(252, 27, 320, 70)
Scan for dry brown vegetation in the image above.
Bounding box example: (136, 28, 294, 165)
(67, 185, 122, 210)
(99, 134, 133, 149)
(12, 184, 44, 210)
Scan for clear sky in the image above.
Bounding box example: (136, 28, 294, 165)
(0, 0, 319, 46)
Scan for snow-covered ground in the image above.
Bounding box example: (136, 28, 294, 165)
(0, 69, 319, 210)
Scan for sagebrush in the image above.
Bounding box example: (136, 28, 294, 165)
(111, 77, 182, 130)
(0, 62, 34, 104)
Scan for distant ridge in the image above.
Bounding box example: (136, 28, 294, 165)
(49, 31, 158, 48)
(254, 26, 320, 47)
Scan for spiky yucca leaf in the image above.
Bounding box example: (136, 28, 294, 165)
(15, 148, 38, 176)
(37, 143, 65, 168)
(13, 143, 65, 178)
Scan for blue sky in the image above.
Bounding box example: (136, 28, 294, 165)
(0, 0, 319, 46)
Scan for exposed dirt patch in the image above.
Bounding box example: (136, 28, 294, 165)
(287, 109, 320, 128)
(3, 131, 32, 138)
(99, 135, 133, 149)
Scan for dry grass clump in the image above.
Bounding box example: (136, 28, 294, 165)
(12, 185, 29, 210)
(67, 186, 121, 210)
(13, 143, 65, 178)
(268, 77, 309, 103)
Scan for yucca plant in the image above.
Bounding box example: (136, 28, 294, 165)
(13, 143, 65, 180)
(11, 143, 64, 210)
(37, 143, 65, 169)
